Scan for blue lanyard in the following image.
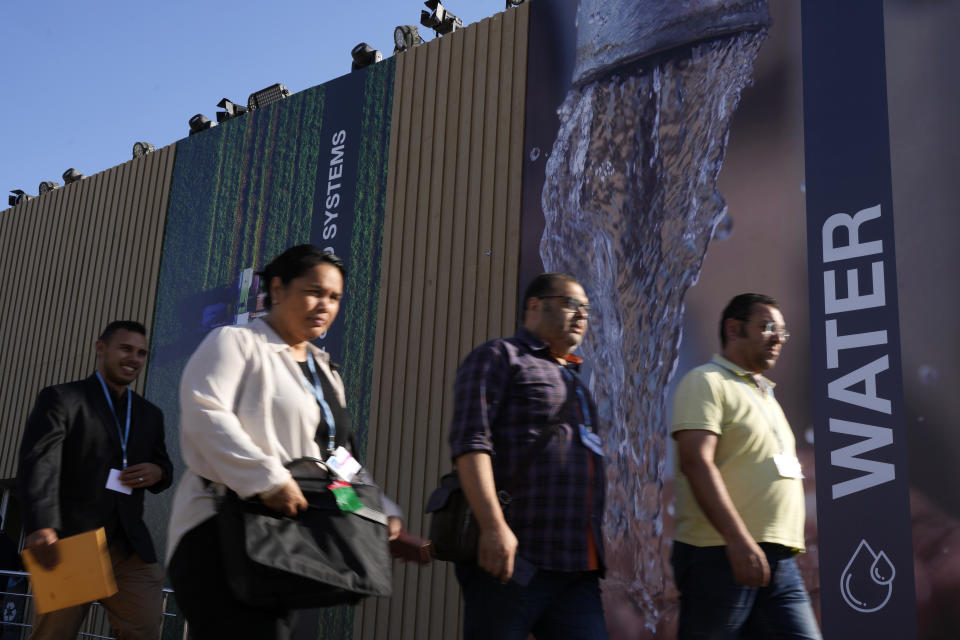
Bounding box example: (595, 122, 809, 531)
(561, 367, 593, 431)
(301, 355, 336, 454)
(95, 371, 132, 468)
(710, 359, 785, 453)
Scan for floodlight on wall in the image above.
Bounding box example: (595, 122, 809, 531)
(62, 168, 85, 184)
(421, 0, 461, 36)
(189, 114, 214, 136)
(247, 84, 290, 111)
(351, 43, 383, 71)
(8, 190, 33, 207)
(38, 181, 59, 194)
(394, 25, 424, 54)
(216, 98, 249, 122)
(132, 142, 155, 158)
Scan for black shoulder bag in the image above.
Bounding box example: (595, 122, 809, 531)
(212, 457, 393, 608)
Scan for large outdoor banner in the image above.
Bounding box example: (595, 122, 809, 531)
(144, 59, 394, 636)
(519, 1, 960, 639)
(802, 2, 917, 636)
(119, 2, 960, 638)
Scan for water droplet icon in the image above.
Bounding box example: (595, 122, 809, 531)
(870, 551, 895, 585)
(840, 539, 894, 613)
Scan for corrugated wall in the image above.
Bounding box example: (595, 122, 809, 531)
(356, 5, 529, 640)
(0, 146, 176, 479)
(0, 5, 528, 637)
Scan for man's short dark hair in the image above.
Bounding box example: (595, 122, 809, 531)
(522, 273, 580, 317)
(719, 293, 779, 348)
(258, 244, 346, 310)
(99, 320, 147, 343)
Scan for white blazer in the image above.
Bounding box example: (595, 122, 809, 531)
(166, 318, 348, 562)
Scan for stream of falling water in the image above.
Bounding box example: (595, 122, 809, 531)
(540, 30, 766, 635)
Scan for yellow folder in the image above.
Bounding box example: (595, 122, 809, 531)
(21, 527, 118, 614)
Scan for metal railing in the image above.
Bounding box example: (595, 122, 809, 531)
(0, 570, 186, 639)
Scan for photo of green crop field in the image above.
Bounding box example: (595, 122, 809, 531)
(143, 58, 395, 639)
(343, 61, 394, 459)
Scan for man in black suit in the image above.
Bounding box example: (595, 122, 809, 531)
(18, 320, 172, 640)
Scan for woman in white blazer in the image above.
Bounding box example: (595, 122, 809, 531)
(167, 245, 400, 638)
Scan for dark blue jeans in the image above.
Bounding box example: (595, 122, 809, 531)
(671, 541, 822, 640)
(455, 564, 608, 640)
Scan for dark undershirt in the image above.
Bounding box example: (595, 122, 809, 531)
(297, 357, 353, 458)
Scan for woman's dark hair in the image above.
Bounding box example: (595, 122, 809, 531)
(258, 245, 345, 310)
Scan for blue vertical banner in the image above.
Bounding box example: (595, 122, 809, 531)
(802, 1, 917, 636)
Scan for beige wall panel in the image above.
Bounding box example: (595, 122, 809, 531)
(357, 4, 529, 639)
(0, 146, 175, 480)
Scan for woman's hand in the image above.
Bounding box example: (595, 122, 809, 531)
(388, 516, 403, 541)
(261, 479, 308, 516)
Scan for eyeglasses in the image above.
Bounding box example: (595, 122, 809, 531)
(750, 320, 790, 342)
(539, 295, 591, 315)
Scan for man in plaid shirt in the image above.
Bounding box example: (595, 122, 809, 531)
(450, 273, 608, 639)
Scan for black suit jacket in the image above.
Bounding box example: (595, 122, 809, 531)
(17, 374, 173, 563)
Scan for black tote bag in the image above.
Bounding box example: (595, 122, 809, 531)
(215, 461, 393, 609)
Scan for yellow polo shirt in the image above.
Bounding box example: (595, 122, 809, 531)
(671, 355, 805, 550)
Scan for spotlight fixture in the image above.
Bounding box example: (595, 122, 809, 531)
(132, 142, 155, 158)
(189, 114, 214, 136)
(62, 168, 85, 184)
(216, 98, 249, 122)
(505, 0, 526, 7)
(8, 190, 33, 207)
(351, 43, 383, 71)
(38, 181, 59, 194)
(421, 0, 461, 36)
(247, 84, 290, 111)
(393, 25, 424, 54)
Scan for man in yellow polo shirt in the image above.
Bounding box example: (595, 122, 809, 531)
(670, 294, 821, 639)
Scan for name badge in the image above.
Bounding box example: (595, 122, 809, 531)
(773, 453, 804, 479)
(578, 425, 605, 457)
(106, 468, 132, 495)
(328, 446, 361, 482)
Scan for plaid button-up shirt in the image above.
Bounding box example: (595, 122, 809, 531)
(449, 328, 606, 572)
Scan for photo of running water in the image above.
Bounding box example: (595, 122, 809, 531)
(525, 1, 960, 637)
(531, 1, 769, 635)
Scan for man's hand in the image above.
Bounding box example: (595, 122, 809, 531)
(477, 521, 519, 584)
(726, 535, 770, 587)
(455, 452, 520, 583)
(119, 462, 164, 489)
(676, 430, 771, 586)
(260, 479, 308, 516)
(25, 528, 60, 570)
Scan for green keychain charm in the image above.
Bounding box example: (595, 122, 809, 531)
(328, 480, 364, 512)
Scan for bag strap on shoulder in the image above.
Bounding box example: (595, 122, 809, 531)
(497, 367, 583, 503)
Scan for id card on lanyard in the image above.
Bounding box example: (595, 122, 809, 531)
(561, 367, 605, 457)
(96, 371, 134, 494)
(300, 355, 337, 455)
(710, 360, 803, 479)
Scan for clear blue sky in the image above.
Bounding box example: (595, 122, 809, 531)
(0, 0, 507, 202)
